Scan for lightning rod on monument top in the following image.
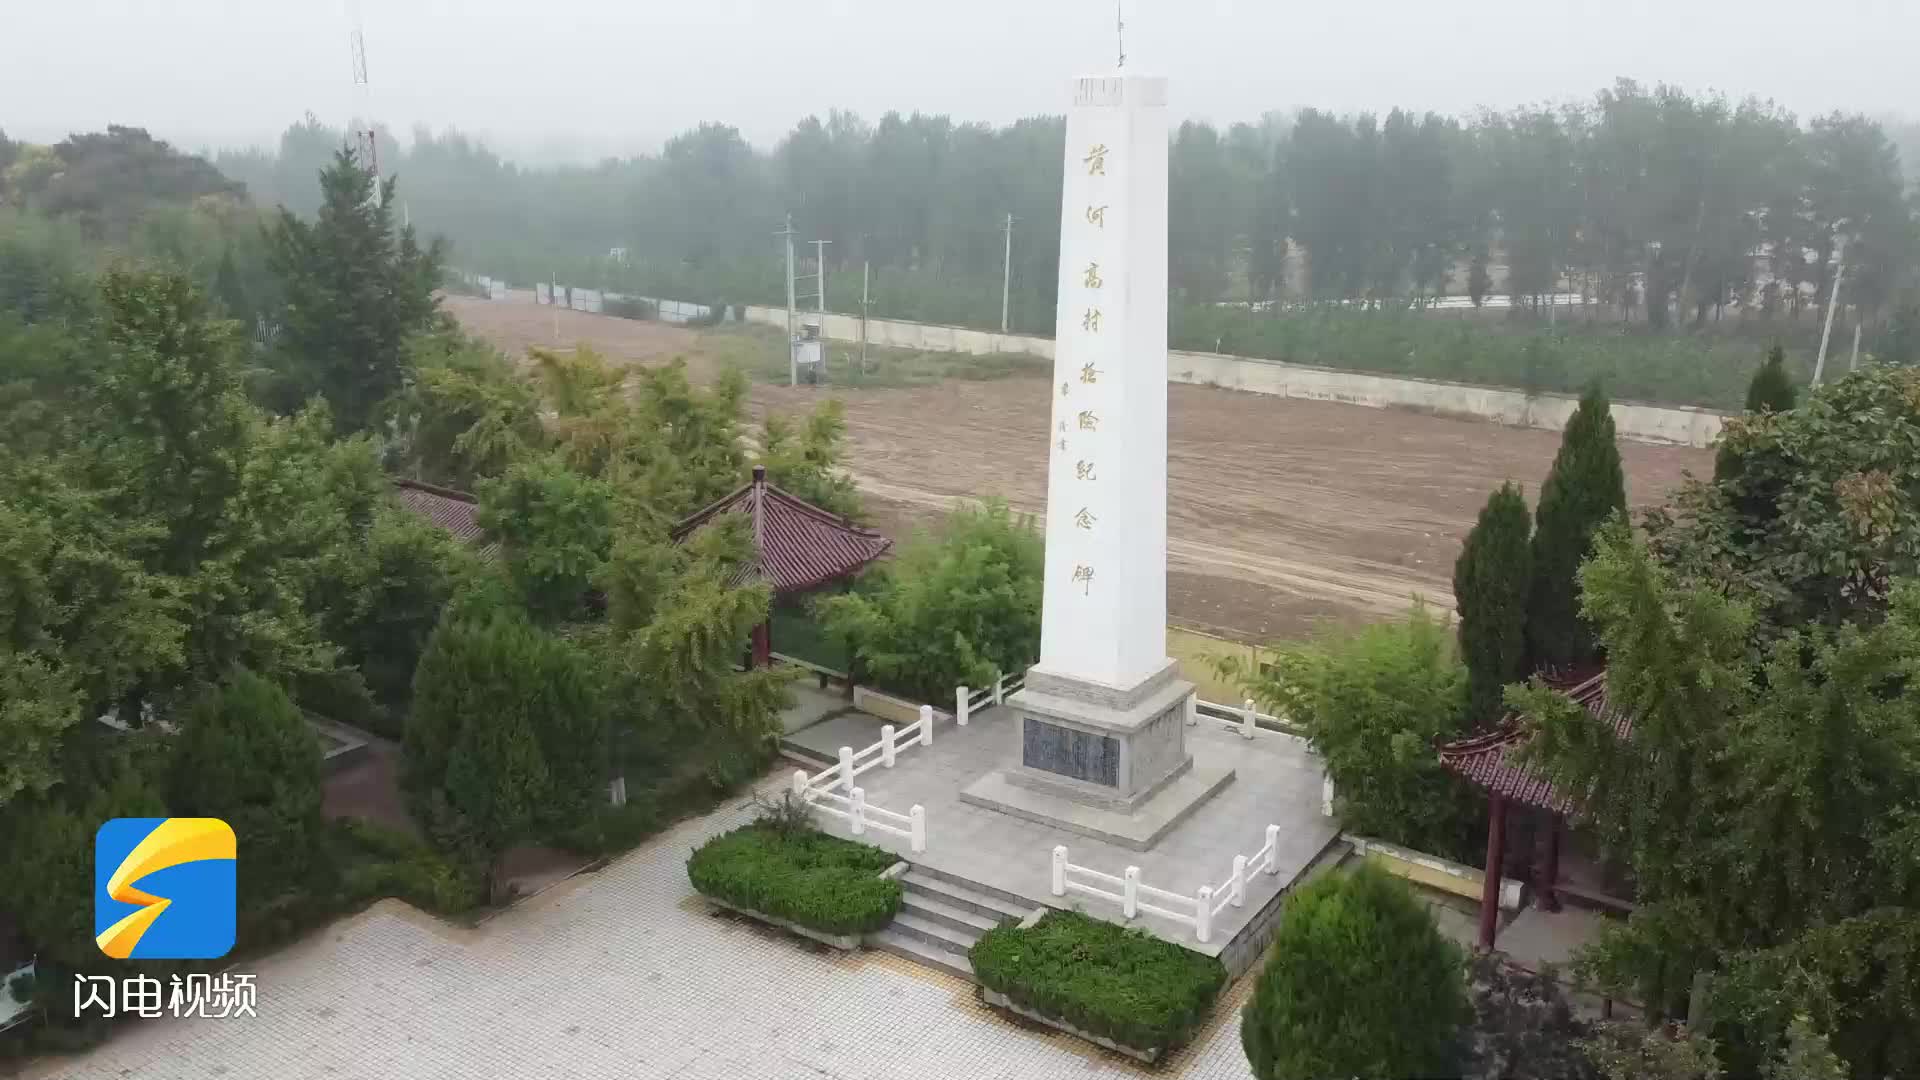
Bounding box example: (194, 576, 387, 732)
(1115, 0, 1126, 69)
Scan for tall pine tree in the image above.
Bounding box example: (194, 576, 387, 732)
(1454, 482, 1532, 725)
(1526, 385, 1625, 673)
(264, 149, 444, 432)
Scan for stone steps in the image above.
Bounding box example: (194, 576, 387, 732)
(873, 927, 975, 981)
(876, 865, 1039, 984)
(900, 867, 1036, 922)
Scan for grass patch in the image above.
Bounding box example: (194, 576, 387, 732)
(970, 910, 1227, 1054)
(696, 324, 1047, 388)
(686, 822, 901, 935)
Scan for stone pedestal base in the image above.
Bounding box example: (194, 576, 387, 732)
(960, 659, 1235, 850)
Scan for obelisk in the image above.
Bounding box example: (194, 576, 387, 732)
(966, 74, 1231, 848)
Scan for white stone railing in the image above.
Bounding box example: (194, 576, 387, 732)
(1189, 696, 1307, 740)
(790, 704, 933, 853)
(953, 669, 1026, 726)
(805, 785, 927, 854)
(1050, 825, 1281, 945)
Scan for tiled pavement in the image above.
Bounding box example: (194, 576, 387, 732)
(33, 782, 1262, 1080)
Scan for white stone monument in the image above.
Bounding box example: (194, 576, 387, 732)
(963, 74, 1233, 850)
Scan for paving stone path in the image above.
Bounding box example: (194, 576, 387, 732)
(36, 785, 1261, 1080)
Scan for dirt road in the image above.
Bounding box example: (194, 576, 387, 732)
(446, 295, 1710, 643)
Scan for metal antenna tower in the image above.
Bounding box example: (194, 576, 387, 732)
(1115, 0, 1125, 69)
(347, 0, 379, 184)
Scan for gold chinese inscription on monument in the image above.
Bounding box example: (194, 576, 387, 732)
(1084, 262, 1103, 289)
(1073, 507, 1096, 530)
(1075, 460, 1096, 481)
(1082, 308, 1101, 333)
(1083, 144, 1108, 176)
(1080, 363, 1100, 384)
(1071, 564, 1095, 594)
(1077, 410, 1099, 431)
(1085, 204, 1106, 227)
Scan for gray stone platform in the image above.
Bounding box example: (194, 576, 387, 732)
(961, 758, 1236, 850)
(802, 703, 1339, 959)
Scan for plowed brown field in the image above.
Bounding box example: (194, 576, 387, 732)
(447, 293, 1709, 642)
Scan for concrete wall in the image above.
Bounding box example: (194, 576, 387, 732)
(1346, 835, 1524, 911)
(851, 685, 927, 727)
(1168, 625, 1277, 702)
(733, 303, 1723, 447)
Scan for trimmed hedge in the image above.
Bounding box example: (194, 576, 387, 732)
(970, 910, 1227, 1054)
(686, 824, 901, 936)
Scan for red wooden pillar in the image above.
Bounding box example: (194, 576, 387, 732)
(750, 620, 771, 668)
(1478, 794, 1507, 951)
(1535, 815, 1562, 912)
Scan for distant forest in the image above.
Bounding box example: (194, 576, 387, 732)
(5, 80, 1919, 408)
(207, 80, 1920, 342)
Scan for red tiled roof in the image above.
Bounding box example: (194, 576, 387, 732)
(1438, 672, 1632, 814)
(393, 479, 500, 559)
(671, 466, 891, 595)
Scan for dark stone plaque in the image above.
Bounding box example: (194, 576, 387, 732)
(1022, 717, 1119, 787)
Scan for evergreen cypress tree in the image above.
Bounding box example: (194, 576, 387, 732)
(1746, 343, 1798, 413)
(1716, 343, 1799, 481)
(1526, 385, 1625, 673)
(1454, 482, 1532, 726)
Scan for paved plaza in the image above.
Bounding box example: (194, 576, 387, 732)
(33, 781, 1267, 1080)
(794, 704, 1340, 956)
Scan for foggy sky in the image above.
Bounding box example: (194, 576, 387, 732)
(9, 0, 1918, 162)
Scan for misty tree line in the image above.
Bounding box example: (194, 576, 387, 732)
(213, 80, 1920, 340)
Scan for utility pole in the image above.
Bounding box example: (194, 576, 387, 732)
(860, 259, 871, 372)
(777, 215, 797, 386)
(1814, 236, 1848, 385)
(1000, 212, 1014, 333)
(811, 239, 833, 312)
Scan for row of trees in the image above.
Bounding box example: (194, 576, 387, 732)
(212, 82, 1920, 339)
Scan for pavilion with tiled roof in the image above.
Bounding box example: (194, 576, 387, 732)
(1438, 670, 1632, 950)
(671, 465, 892, 666)
(392, 478, 500, 559)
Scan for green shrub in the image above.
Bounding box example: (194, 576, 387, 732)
(1232, 602, 1482, 863)
(551, 797, 662, 857)
(685, 824, 900, 936)
(1241, 863, 1470, 1080)
(970, 910, 1227, 1054)
(330, 818, 485, 915)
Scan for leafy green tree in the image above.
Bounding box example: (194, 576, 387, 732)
(389, 329, 545, 489)
(1454, 482, 1532, 725)
(758, 399, 861, 519)
(169, 668, 325, 908)
(1232, 603, 1479, 860)
(1526, 385, 1625, 672)
(1762, 1015, 1848, 1080)
(1652, 366, 1920, 629)
(320, 504, 468, 709)
(0, 728, 167, 981)
(1580, 1023, 1723, 1080)
(1517, 523, 1920, 1072)
(595, 517, 787, 787)
(263, 149, 444, 432)
(0, 649, 78, 807)
(477, 455, 616, 622)
(816, 500, 1041, 702)
(1242, 862, 1469, 1080)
